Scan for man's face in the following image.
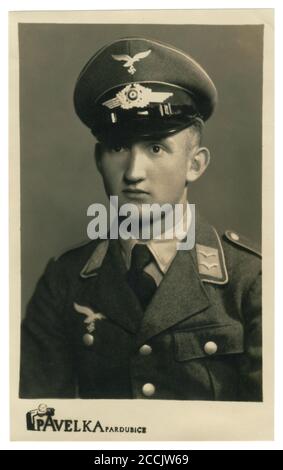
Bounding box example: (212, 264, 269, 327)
(96, 127, 198, 214)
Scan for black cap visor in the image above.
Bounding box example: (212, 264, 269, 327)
(92, 105, 201, 143)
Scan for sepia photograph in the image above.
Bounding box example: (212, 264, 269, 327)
(9, 9, 273, 441)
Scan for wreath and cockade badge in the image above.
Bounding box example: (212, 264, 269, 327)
(103, 83, 173, 110)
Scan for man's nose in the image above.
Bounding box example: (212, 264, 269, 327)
(123, 145, 146, 183)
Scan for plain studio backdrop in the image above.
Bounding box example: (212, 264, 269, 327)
(19, 24, 263, 313)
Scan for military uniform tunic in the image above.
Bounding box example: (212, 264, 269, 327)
(20, 214, 262, 401)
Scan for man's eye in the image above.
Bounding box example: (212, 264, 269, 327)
(151, 144, 162, 154)
(112, 145, 124, 153)
(106, 143, 126, 153)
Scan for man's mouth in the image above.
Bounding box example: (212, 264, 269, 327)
(123, 188, 149, 195)
(122, 188, 150, 200)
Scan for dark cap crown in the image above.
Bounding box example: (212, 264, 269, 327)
(74, 37, 218, 141)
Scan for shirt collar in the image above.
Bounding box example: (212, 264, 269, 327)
(119, 205, 191, 273)
(80, 210, 229, 286)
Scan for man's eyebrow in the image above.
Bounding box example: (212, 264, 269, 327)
(102, 141, 127, 149)
(144, 136, 173, 146)
(102, 137, 175, 149)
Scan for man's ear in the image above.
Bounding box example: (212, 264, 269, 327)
(94, 143, 103, 174)
(186, 147, 210, 183)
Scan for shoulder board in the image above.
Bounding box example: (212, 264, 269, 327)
(54, 239, 95, 261)
(224, 230, 261, 257)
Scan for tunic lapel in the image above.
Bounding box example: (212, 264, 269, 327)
(76, 239, 143, 334)
(136, 248, 210, 345)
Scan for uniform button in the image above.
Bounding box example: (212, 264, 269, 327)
(83, 333, 94, 346)
(142, 383, 156, 397)
(230, 232, 239, 241)
(139, 344, 152, 356)
(204, 341, 218, 355)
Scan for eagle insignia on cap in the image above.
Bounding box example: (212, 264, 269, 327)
(111, 49, 151, 75)
(103, 83, 173, 110)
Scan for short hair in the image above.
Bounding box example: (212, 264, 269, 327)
(187, 118, 203, 148)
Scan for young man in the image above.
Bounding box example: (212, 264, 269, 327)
(20, 37, 262, 401)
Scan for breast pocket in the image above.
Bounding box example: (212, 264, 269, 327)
(174, 323, 244, 362)
(173, 323, 244, 400)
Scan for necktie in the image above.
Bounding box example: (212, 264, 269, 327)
(126, 244, 157, 310)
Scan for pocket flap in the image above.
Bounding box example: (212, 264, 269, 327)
(174, 323, 244, 362)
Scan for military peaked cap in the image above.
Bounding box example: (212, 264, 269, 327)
(74, 37, 218, 141)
